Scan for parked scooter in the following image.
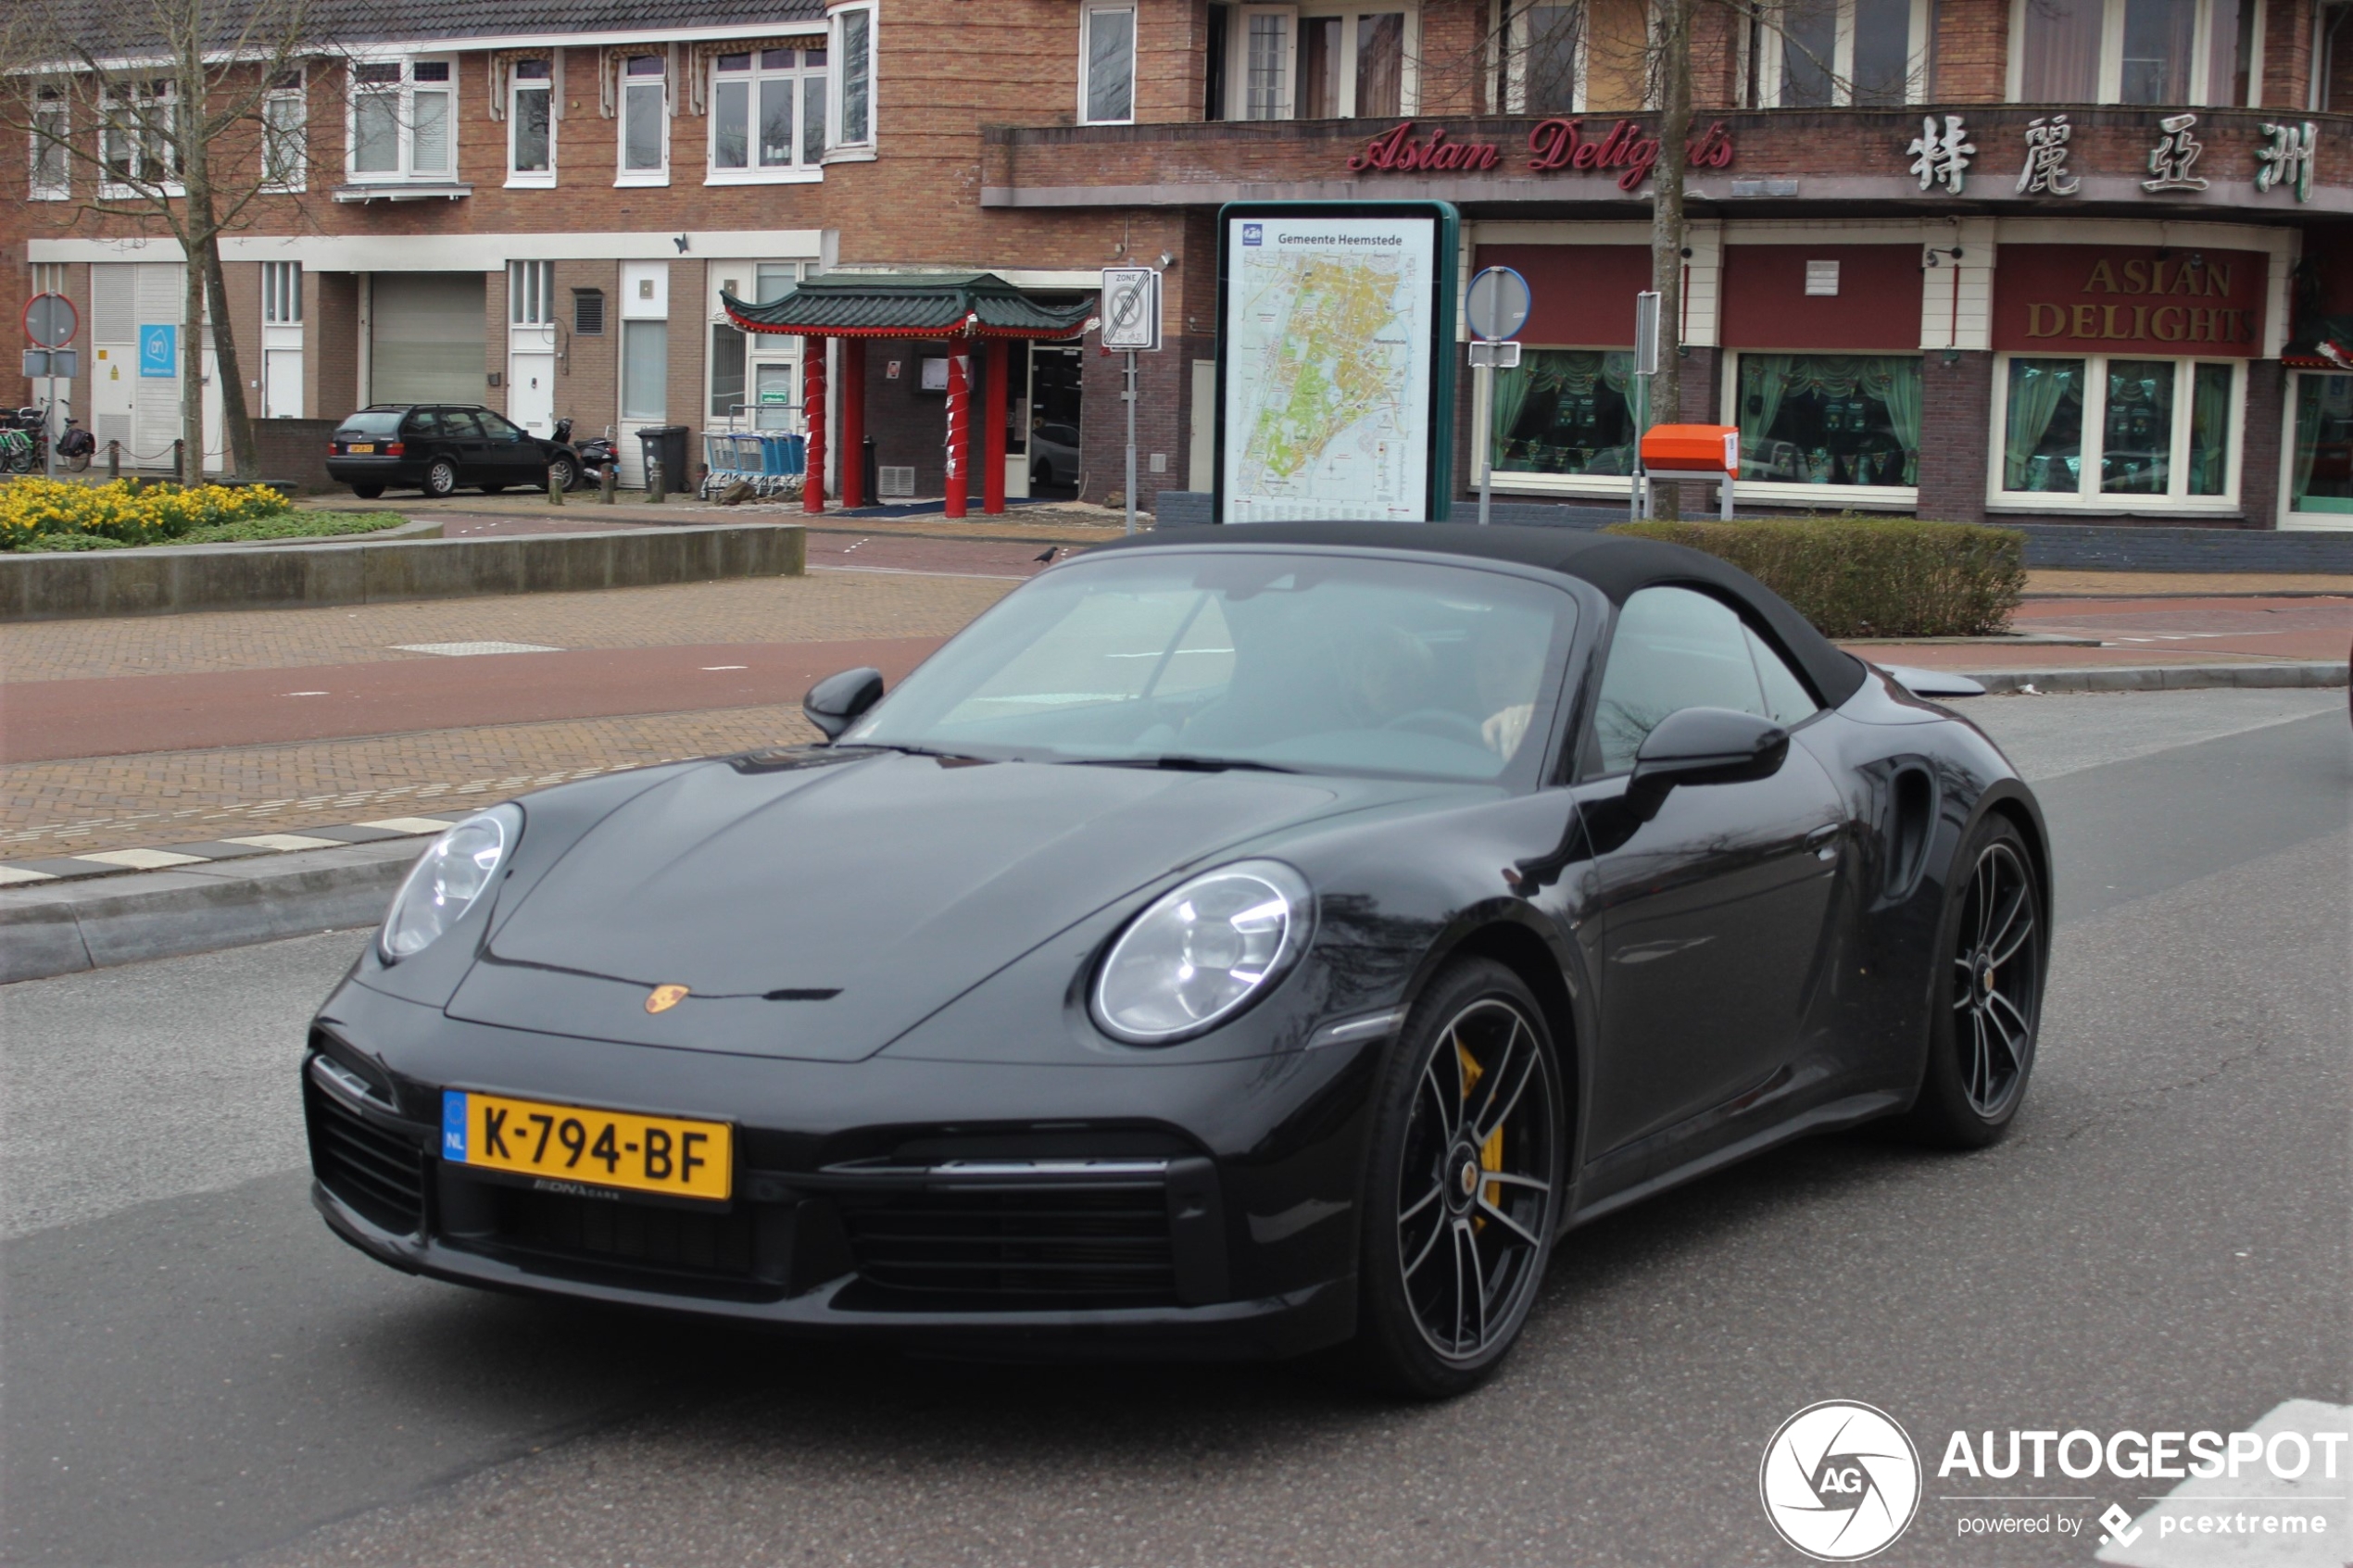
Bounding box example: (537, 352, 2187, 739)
(552, 418, 618, 490)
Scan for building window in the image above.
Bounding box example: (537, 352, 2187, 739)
(510, 59, 553, 183)
(710, 48, 825, 178)
(262, 74, 307, 191)
(1214, 5, 1413, 119)
(1492, 350, 1641, 479)
(263, 262, 303, 324)
(31, 89, 69, 199)
(1994, 354, 2240, 507)
(2290, 373, 2353, 521)
(1760, 0, 1925, 106)
(1506, 0, 1645, 112)
(1081, 4, 1138, 124)
(1245, 12, 1290, 117)
(830, 3, 875, 149)
(1733, 354, 1923, 489)
(618, 55, 668, 182)
(2013, 0, 2250, 104)
(510, 261, 555, 325)
(101, 82, 181, 194)
(349, 58, 453, 180)
(573, 288, 606, 335)
(621, 321, 668, 420)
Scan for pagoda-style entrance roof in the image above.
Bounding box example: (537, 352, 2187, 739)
(722, 271, 1096, 340)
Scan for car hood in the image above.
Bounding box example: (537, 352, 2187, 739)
(446, 749, 1415, 1060)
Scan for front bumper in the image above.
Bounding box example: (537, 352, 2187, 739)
(304, 979, 1378, 1360)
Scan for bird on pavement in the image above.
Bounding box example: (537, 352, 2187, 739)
(1034, 546, 1061, 563)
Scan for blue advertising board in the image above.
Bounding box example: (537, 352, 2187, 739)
(138, 324, 177, 379)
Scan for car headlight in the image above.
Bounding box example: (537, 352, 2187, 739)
(380, 806, 519, 961)
(1091, 859, 1312, 1044)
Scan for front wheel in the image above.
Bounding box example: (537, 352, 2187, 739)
(1345, 959, 1562, 1398)
(1897, 814, 2045, 1148)
(421, 457, 459, 498)
(547, 456, 580, 492)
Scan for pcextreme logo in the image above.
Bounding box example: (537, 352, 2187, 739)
(1760, 1400, 1924, 1561)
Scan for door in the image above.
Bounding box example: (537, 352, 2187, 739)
(1581, 585, 1844, 1159)
(1004, 346, 1031, 499)
(617, 262, 671, 488)
(476, 408, 542, 485)
(509, 347, 556, 435)
(263, 350, 304, 419)
(1027, 344, 1083, 497)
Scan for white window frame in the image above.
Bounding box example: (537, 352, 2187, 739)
(509, 259, 556, 326)
(1718, 350, 1924, 508)
(826, 1, 877, 157)
(2282, 369, 2353, 528)
(615, 52, 671, 186)
(31, 90, 70, 200)
(507, 57, 556, 188)
(344, 56, 458, 183)
(1986, 351, 2246, 514)
(1079, 3, 1139, 125)
(99, 81, 183, 198)
(262, 73, 307, 193)
(1755, 0, 1931, 107)
(263, 261, 303, 324)
(2005, 0, 2235, 104)
(706, 47, 826, 184)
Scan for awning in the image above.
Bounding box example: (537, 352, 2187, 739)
(2282, 315, 2353, 370)
(722, 271, 1097, 340)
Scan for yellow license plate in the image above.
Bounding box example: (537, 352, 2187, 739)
(347, 443, 374, 454)
(441, 1090, 731, 1200)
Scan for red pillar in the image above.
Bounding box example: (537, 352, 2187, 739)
(801, 336, 826, 515)
(838, 340, 865, 509)
(944, 351, 970, 519)
(983, 338, 1009, 516)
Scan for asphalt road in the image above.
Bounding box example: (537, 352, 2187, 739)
(2, 688, 2346, 1568)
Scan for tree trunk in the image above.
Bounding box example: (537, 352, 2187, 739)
(181, 259, 205, 485)
(198, 229, 258, 482)
(1647, 0, 1694, 521)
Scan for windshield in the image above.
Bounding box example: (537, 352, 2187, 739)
(842, 550, 1575, 783)
(337, 409, 408, 436)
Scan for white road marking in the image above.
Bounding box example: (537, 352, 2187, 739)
(391, 641, 564, 657)
(70, 847, 208, 870)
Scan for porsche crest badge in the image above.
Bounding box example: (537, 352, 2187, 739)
(645, 984, 690, 1014)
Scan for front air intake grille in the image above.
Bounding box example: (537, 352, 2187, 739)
(838, 1178, 1177, 1309)
(481, 1185, 760, 1284)
(306, 1075, 425, 1234)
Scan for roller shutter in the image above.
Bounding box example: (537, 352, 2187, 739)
(370, 272, 487, 404)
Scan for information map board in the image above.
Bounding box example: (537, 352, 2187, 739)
(1214, 202, 1458, 524)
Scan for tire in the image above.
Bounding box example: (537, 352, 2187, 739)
(1897, 813, 2045, 1148)
(351, 483, 385, 500)
(547, 456, 580, 492)
(1343, 958, 1564, 1399)
(421, 457, 459, 499)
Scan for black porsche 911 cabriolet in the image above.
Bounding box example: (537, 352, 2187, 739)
(305, 523, 2048, 1396)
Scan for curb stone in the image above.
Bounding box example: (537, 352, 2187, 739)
(1955, 661, 2350, 695)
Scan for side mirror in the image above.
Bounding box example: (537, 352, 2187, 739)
(802, 666, 885, 741)
(1624, 707, 1788, 822)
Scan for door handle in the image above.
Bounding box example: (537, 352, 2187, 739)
(1806, 824, 1842, 860)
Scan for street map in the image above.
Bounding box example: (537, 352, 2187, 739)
(1222, 215, 1437, 521)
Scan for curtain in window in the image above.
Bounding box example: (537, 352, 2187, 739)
(2003, 359, 2083, 491)
(1739, 354, 1795, 462)
(1876, 357, 1922, 483)
(1297, 16, 1340, 118)
(2020, 0, 2102, 99)
(1490, 361, 1535, 474)
(2290, 375, 2326, 508)
(2188, 363, 2232, 495)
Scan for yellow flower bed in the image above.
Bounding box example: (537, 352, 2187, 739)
(0, 478, 291, 548)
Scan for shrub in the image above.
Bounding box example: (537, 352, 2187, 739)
(1604, 516, 2026, 638)
(0, 478, 293, 550)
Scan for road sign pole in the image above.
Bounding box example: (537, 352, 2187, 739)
(1124, 350, 1138, 537)
(1478, 361, 1492, 528)
(1463, 267, 1531, 531)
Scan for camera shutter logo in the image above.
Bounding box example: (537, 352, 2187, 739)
(1759, 1400, 1922, 1561)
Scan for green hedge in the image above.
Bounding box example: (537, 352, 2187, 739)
(1604, 516, 2026, 638)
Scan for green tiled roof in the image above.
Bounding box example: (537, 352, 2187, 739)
(722, 273, 1096, 339)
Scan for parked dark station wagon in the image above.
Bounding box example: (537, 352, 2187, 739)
(326, 404, 578, 500)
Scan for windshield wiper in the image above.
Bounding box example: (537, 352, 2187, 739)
(1066, 754, 1300, 774)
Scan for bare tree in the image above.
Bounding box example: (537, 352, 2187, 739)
(3, 0, 346, 483)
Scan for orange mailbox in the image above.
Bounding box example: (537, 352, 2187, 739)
(1639, 423, 1741, 520)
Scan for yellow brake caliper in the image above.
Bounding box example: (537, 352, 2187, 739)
(1456, 1041, 1506, 1220)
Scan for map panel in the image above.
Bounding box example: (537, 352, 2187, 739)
(1222, 215, 1438, 522)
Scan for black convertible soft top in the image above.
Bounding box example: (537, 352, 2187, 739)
(1099, 522, 1869, 709)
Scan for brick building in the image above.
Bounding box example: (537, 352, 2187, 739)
(8, 0, 2353, 526)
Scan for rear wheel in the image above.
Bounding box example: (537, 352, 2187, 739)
(350, 483, 385, 500)
(1898, 815, 2045, 1148)
(1345, 959, 1562, 1399)
(421, 457, 459, 498)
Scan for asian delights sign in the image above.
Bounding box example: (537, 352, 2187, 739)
(1993, 245, 2268, 357)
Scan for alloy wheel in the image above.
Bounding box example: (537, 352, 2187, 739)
(1395, 997, 1557, 1361)
(1952, 841, 2038, 1118)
